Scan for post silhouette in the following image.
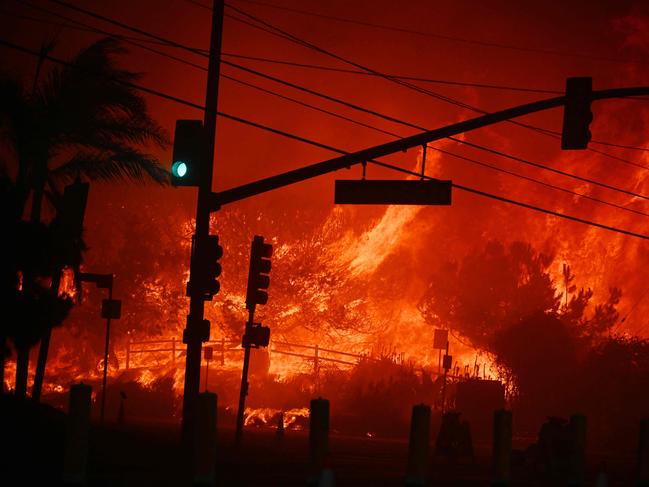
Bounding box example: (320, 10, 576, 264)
(63, 383, 92, 484)
(310, 398, 330, 475)
(406, 404, 431, 486)
(492, 409, 512, 487)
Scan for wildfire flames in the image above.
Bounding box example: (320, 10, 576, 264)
(4, 10, 649, 432)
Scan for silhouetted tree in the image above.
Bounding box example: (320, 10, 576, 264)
(418, 241, 561, 348)
(0, 37, 168, 397)
(491, 311, 584, 424)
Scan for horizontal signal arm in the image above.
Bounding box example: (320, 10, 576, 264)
(211, 86, 649, 207)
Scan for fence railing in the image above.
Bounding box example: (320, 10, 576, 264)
(125, 337, 241, 370)
(124, 338, 472, 380)
(124, 337, 371, 372)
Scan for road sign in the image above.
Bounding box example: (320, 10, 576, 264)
(334, 179, 452, 205)
(433, 329, 449, 350)
(204, 347, 213, 361)
(101, 299, 121, 320)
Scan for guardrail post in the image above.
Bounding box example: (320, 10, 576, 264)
(492, 409, 512, 487)
(63, 383, 92, 485)
(125, 340, 130, 370)
(194, 392, 217, 486)
(172, 337, 176, 366)
(406, 404, 431, 486)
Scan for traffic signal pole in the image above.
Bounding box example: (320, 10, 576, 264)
(100, 281, 113, 423)
(235, 310, 254, 445)
(181, 0, 224, 445)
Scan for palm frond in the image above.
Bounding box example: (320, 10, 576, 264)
(36, 37, 168, 160)
(49, 147, 170, 185)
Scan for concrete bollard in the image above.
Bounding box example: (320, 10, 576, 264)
(492, 409, 512, 487)
(193, 392, 217, 486)
(310, 398, 330, 475)
(568, 414, 587, 487)
(406, 404, 431, 486)
(63, 382, 92, 485)
(637, 419, 649, 487)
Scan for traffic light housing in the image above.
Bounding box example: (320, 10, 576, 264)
(561, 77, 593, 150)
(189, 235, 223, 300)
(50, 179, 90, 268)
(183, 318, 211, 343)
(242, 323, 270, 348)
(171, 120, 205, 186)
(246, 236, 272, 310)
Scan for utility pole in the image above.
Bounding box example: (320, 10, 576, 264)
(181, 0, 224, 444)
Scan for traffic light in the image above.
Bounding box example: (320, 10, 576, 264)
(561, 77, 593, 150)
(189, 235, 223, 300)
(242, 323, 271, 348)
(246, 236, 272, 310)
(171, 120, 204, 186)
(50, 179, 90, 268)
(183, 318, 210, 343)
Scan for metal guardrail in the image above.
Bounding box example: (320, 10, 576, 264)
(124, 337, 368, 371)
(124, 337, 471, 380)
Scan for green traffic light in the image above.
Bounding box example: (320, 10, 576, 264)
(172, 161, 188, 178)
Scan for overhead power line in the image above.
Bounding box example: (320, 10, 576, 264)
(46, 0, 649, 156)
(224, 60, 649, 200)
(2, 35, 648, 241)
(224, 2, 649, 155)
(225, 0, 643, 66)
(37, 0, 649, 196)
(372, 160, 649, 241)
(8, 5, 646, 219)
(11, 3, 561, 95)
(225, 65, 649, 218)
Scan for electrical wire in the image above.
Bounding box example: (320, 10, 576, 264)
(226, 0, 644, 66)
(45, 0, 649, 158)
(2, 35, 648, 241)
(8, 4, 646, 217)
(223, 66, 649, 218)
(223, 2, 649, 154)
(27, 1, 649, 198)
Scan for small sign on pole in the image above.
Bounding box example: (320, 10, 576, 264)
(101, 299, 122, 320)
(433, 329, 448, 350)
(443, 354, 453, 371)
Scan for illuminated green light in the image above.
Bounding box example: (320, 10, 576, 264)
(172, 161, 188, 178)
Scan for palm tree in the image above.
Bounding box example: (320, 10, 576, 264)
(0, 37, 169, 398)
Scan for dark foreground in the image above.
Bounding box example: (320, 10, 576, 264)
(0, 397, 640, 486)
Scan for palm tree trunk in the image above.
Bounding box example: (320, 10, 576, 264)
(14, 182, 45, 399)
(13, 42, 52, 399)
(32, 268, 61, 402)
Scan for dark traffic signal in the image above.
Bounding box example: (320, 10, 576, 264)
(242, 323, 270, 348)
(246, 236, 272, 310)
(189, 235, 223, 300)
(171, 120, 205, 186)
(561, 77, 593, 150)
